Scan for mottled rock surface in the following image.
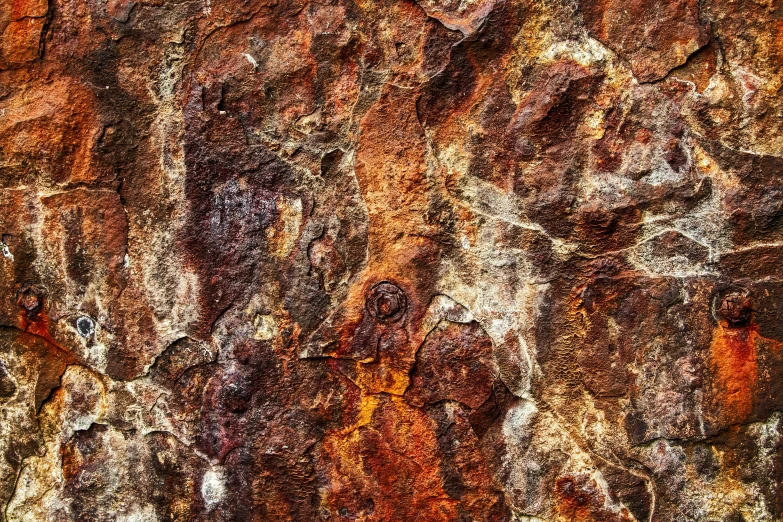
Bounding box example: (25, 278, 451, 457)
(1, 0, 783, 519)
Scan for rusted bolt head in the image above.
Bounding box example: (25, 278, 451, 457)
(366, 282, 407, 324)
(714, 288, 753, 327)
(76, 316, 95, 338)
(17, 288, 42, 314)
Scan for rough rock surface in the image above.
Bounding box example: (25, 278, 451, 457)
(1, 0, 783, 519)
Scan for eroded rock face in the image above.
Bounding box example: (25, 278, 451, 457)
(1, 0, 783, 519)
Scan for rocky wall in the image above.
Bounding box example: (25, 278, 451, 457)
(1, 0, 783, 519)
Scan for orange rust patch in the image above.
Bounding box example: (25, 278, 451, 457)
(318, 395, 458, 520)
(709, 322, 783, 427)
(777, 20, 783, 65)
(11, 0, 48, 19)
(709, 325, 759, 426)
(17, 304, 75, 365)
(0, 18, 44, 67)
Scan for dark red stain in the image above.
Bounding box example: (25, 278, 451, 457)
(405, 320, 494, 409)
(14, 288, 76, 411)
(17, 298, 74, 363)
(555, 474, 632, 522)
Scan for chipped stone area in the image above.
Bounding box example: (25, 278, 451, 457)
(1, 0, 783, 520)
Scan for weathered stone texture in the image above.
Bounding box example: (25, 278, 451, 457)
(1, 0, 783, 519)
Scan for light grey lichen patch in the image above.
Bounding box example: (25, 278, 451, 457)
(1, 242, 13, 261)
(201, 467, 226, 509)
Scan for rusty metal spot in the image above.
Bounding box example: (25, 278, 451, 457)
(17, 286, 42, 315)
(713, 287, 753, 327)
(365, 282, 407, 324)
(557, 476, 591, 506)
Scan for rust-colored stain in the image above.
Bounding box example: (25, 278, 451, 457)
(709, 291, 783, 428)
(16, 288, 74, 364)
(709, 325, 759, 426)
(554, 474, 633, 522)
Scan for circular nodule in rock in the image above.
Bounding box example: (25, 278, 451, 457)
(17, 287, 42, 314)
(76, 316, 96, 338)
(713, 287, 753, 327)
(365, 282, 407, 324)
